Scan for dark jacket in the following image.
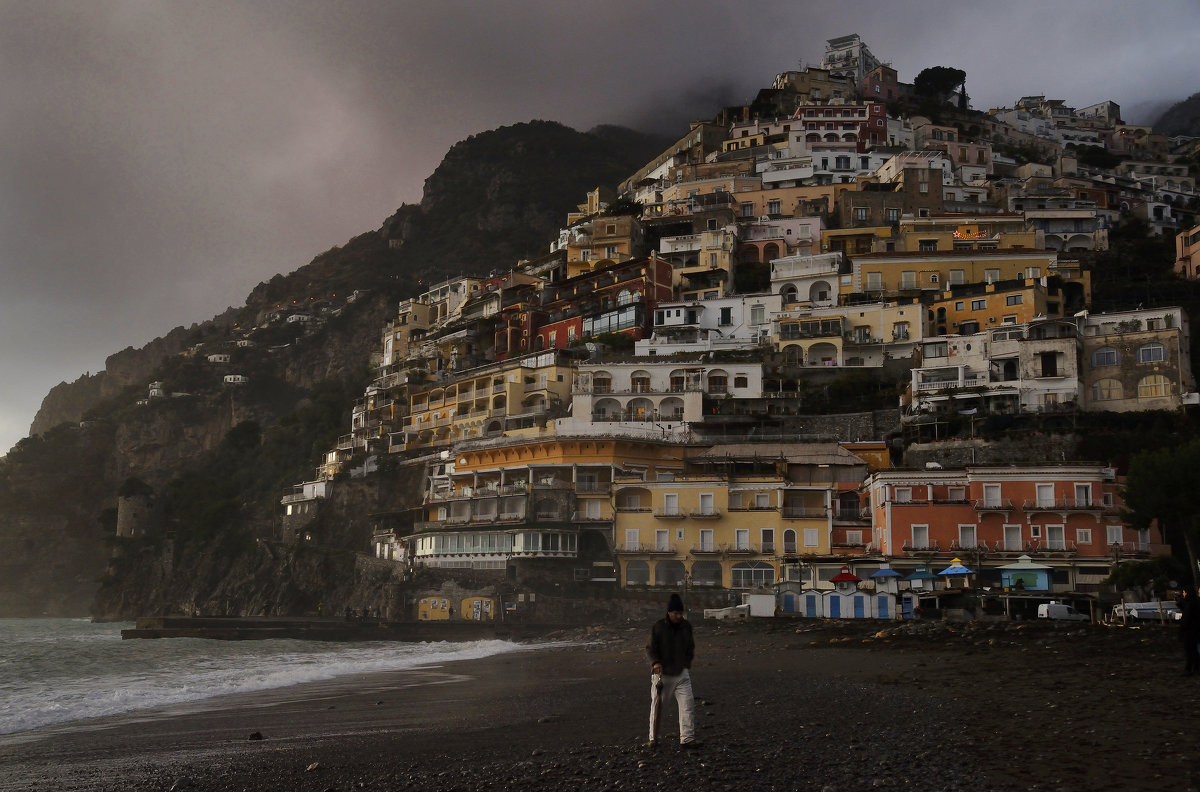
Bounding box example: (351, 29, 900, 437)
(646, 615, 695, 676)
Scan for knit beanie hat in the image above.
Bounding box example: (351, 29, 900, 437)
(667, 593, 685, 612)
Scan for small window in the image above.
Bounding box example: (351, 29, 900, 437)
(1091, 347, 1119, 366)
(1006, 294, 1023, 306)
(971, 299, 986, 310)
(1137, 343, 1166, 363)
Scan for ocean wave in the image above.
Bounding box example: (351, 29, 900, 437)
(0, 623, 540, 736)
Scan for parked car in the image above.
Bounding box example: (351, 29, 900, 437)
(1037, 602, 1090, 622)
(1111, 601, 1181, 622)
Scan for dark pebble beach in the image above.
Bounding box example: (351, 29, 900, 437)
(0, 618, 1190, 792)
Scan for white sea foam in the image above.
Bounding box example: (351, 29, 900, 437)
(0, 619, 537, 735)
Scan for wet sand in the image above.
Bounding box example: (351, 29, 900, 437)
(0, 618, 1192, 792)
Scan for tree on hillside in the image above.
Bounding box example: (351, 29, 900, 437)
(913, 66, 967, 111)
(1123, 440, 1200, 587)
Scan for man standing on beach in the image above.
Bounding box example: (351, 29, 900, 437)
(645, 593, 697, 749)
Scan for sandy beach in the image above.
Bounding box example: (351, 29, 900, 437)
(0, 617, 1192, 792)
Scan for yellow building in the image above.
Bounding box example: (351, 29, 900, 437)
(846, 249, 1072, 301)
(895, 215, 1037, 252)
(613, 444, 867, 591)
(399, 351, 576, 451)
(412, 437, 682, 580)
(926, 278, 1066, 336)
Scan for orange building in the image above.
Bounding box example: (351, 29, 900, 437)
(865, 465, 1165, 592)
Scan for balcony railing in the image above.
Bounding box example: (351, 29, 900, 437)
(688, 509, 722, 519)
(974, 499, 1015, 510)
(653, 510, 687, 520)
(575, 482, 612, 495)
(690, 543, 720, 555)
(1022, 498, 1104, 511)
(781, 507, 827, 519)
(616, 543, 677, 554)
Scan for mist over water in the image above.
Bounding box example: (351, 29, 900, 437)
(0, 619, 529, 736)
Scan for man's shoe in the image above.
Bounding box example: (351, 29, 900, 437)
(641, 740, 659, 751)
(680, 739, 701, 749)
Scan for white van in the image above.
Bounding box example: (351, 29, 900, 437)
(1037, 602, 1090, 622)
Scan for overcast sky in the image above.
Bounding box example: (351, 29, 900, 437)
(1, 0, 1197, 455)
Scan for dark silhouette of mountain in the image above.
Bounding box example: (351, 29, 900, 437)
(1153, 92, 1200, 136)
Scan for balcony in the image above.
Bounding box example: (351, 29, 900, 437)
(688, 509, 722, 520)
(974, 499, 1015, 511)
(653, 510, 687, 520)
(570, 512, 611, 523)
(725, 543, 758, 555)
(575, 482, 612, 495)
(901, 541, 942, 555)
(616, 543, 677, 555)
(1022, 498, 1105, 512)
(781, 506, 827, 519)
(914, 375, 987, 392)
(690, 543, 720, 555)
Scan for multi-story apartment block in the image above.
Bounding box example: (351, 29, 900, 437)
(927, 278, 1066, 336)
(775, 300, 922, 367)
(614, 443, 868, 590)
(791, 100, 888, 150)
(1177, 223, 1200, 279)
(906, 317, 1081, 417)
(771, 251, 844, 308)
(912, 122, 994, 172)
(411, 437, 680, 581)
(1079, 307, 1197, 412)
(656, 225, 738, 300)
(861, 64, 902, 104)
(865, 464, 1165, 593)
(836, 168, 946, 234)
(396, 350, 575, 452)
(561, 359, 764, 441)
(532, 256, 673, 352)
(635, 293, 781, 356)
(894, 214, 1037, 253)
(846, 249, 1091, 310)
(771, 67, 857, 103)
(563, 211, 646, 271)
(821, 34, 882, 88)
(735, 217, 821, 264)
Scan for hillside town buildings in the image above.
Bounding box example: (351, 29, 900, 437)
(269, 33, 1197, 619)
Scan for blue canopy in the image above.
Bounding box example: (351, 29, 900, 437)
(870, 568, 902, 579)
(904, 567, 937, 581)
(938, 558, 975, 575)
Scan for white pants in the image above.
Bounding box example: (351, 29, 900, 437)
(648, 669, 695, 743)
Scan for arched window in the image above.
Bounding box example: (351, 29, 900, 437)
(780, 284, 799, 304)
(731, 561, 776, 589)
(592, 372, 612, 393)
(617, 289, 633, 306)
(1137, 374, 1171, 398)
(625, 561, 650, 585)
(783, 529, 798, 553)
(630, 370, 652, 393)
(1091, 378, 1122, 401)
(1091, 346, 1119, 366)
(1137, 343, 1166, 363)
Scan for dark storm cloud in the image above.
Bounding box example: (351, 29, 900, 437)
(1, 0, 1197, 453)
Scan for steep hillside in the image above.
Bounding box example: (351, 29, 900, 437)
(1153, 92, 1200, 137)
(2, 121, 668, 617)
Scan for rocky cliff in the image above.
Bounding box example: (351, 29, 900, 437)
(2, 121, 667, 617)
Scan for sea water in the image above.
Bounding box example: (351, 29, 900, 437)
(0, 618, 530, 736)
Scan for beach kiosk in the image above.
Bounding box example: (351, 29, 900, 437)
(938, 558, 975, 589)
(869, 567, 902, 620)
(825, 566, 872, 619)
(901, 565, 937, 619)
(997, 554, 1052, 592)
